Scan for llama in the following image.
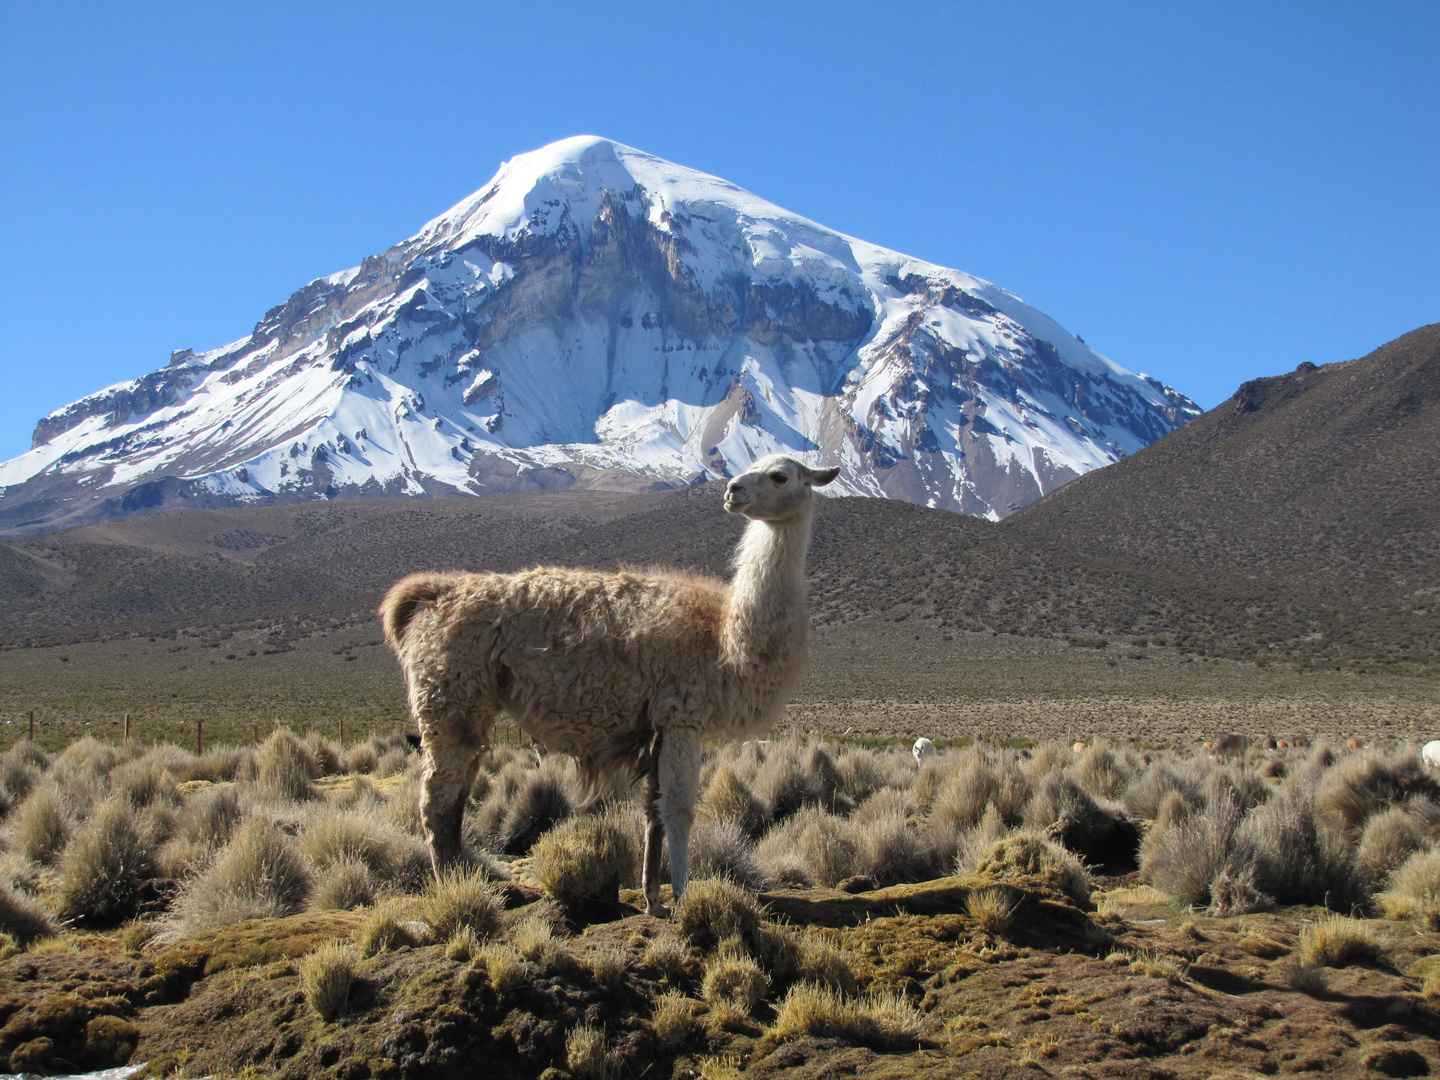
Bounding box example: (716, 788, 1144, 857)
(1423, 740, 1440, 770)
(912, 737, 935, 762)
(380, 454, 839, 916)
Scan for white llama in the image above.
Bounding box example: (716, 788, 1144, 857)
(380, 454, 839, 916)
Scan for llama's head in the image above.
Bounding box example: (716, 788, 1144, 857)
(724, 454, 839, 522)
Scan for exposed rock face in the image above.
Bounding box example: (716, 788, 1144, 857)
(0, 136, 1198, 534)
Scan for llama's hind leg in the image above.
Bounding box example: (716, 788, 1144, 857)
(641, 757, 668, 918)
(657, 726, 702, 911)
(420, 714, 489, 877)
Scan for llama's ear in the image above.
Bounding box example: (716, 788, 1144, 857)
(808, 465, 840, 487)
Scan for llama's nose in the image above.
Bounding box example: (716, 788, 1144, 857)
(726, 479, 741, 495)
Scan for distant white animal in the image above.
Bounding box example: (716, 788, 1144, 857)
(913, 737, 936, 762)
(1422, 740, 1440, 770)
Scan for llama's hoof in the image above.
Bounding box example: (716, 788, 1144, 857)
(647, 900, 671, 918)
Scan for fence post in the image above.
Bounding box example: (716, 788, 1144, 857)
(29, 711, 34, 741)
(339, 718, 345, 747)
(253, 722, 260, 745)
(124, 713, 131, 743)
(197, 719, 204, 756)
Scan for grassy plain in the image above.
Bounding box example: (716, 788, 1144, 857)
(3, 613, 1434, 754)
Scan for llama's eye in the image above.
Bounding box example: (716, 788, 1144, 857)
(770, 472, 788, 484)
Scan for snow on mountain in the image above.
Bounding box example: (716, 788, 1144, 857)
(0, 136, 1199, 534)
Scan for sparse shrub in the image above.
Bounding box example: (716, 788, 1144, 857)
(651, 990, 702, 1050)
(952, 803, 1007, 875)
(691, 817, 766, 889)
(310, 857, 374, 911)
(1123, 762, 1202, 820)
(930, 751, 1000, 831)
(297, 805, 429, 889)
(1315, 750, 1437, 836)
(767, 981, 921, 1048)
(0, 880, 55, 943)
(1205, 863, 1270, 917)
(343, 742, 380, 775)
(9, 782, 69, 864)
(183, 746, 249, 784)
(675, 877, 762, 953)
(1239, 779, 1365, 908)
(836, 748, 885, 804)
(157, 837, 213, 880)
(446, 924, 480, 962)
(643, 934, 695, 984)
(796, 932, 857, 995)
(300, 941, 358, 1021)
(973, 831, 1091, 908)
(374, 747, 411, 778)
(1024, 771, 1141, 872)
(1204, 766, 1271, 815)
(1021, 743, 1071, 786)
(55, 797, 157, 925)
(355, 907, 420, 956)
(752, 922, 802, 984)
(566, 1023, 619, 1080)
(110, 757, 181, 810)
(702, 946, 769, 1011)
(120, 919, 159, 954)
(588, 943, 629, 986)
(1377, 847, 1440, 925)
(496, 762, 573, 854)
(416, 867, 503, 941)
(754, 745, 828, 822)
(0, 755, 40, 804)
(531, 814, 635, 905)
(699, 762, 768, 838)
(854, 809, 928, 887)
(246, 730, 319, 802)
(302, 734, 344, 776)
(477, 942, 527, 994)
(1358, 805, 1426, 884)
(1282, 956, 1329, 995)
(912, 755, 950, 815)
(1142, 795, 1253, 909)
(756, 807, 856, 888)
(966, 887, 1018, 935)
(1073, 743, 1128, 800)
(174, 784, 242, 848)
(166, 818, 312, 936)
(1298, 913, 1386, 967)
(852, 787, 913, 828)
(512, 914, 569, 970)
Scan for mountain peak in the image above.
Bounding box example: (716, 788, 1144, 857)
(0, 138, 1198, 535)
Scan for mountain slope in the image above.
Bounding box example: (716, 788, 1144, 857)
(0, 136, 1196, 535)
(1007, 323, 1440, 671)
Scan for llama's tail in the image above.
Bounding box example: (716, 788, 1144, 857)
(380, 573, 453, 648)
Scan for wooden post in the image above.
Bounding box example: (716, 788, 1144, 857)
(124, 713, 131, 742)
(197, 719, 204, 756)
(301, 722, 308, 738)
(28, 711, 34, 741)
(253, 722, 260, 745)
(339, 717, 345, 747)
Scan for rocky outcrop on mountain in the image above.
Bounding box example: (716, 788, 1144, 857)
(0, 137, 1198, 535)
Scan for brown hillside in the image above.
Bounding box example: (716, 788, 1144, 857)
(1009, 323, 1440, 671)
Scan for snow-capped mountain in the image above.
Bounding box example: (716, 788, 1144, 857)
(0, 136, 1198, 534)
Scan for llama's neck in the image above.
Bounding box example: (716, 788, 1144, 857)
(722, 508, 814, 674)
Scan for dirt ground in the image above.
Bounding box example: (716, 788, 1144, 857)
(1, 872, 1436, 1080)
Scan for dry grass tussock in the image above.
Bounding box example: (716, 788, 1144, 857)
(300, 941, 359, 1021)
(413, 868, 504, 941)
(531, 814, 637, 905)
(165, 818, 311, 938)
(55, 798, 157, 925)
(675, 878, 762, 953)
(1377, 846, 1440, 925)
(1298, 913, 1387, 967)
(768, 981, 922, 1049)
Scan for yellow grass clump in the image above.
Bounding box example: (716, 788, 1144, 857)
(767, 981, 921, 1049)
(300, 941, 359, 1021)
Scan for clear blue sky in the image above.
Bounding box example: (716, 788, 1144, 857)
(2, 1, 1436, 464)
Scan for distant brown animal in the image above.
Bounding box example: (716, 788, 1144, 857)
(381, 454, 838, 917)
(1072, 741, 1088, 754)
(1346, 736, 1364, 751)
(1212, 733, 1249, 758)
(1262, 736, 1277, 751)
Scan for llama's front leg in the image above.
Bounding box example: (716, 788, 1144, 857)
(641, 760, 668, 917)
(420, 719, 486, 877)
(657, 726, 702, 912)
